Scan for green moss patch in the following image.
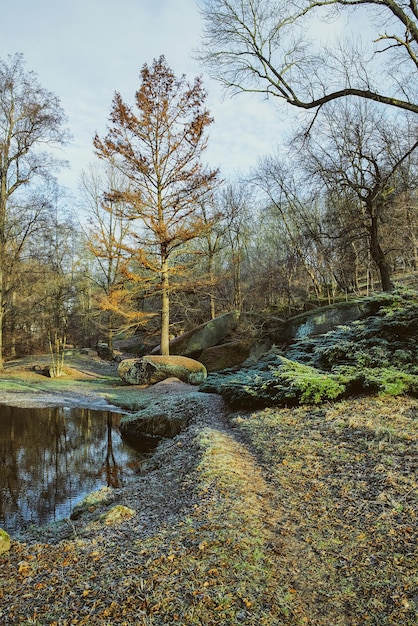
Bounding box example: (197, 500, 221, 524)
(201, 289, 418, 408)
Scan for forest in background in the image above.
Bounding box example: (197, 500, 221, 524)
(2, 0, 418, 368)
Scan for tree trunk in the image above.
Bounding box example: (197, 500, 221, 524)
(232, 248, 242, 311)
(160, 256, 170, 356)
(369, 211, 393, 292)
(107, 311, 113, 351)
(0, 225, 5, 369)
(208, 252, 216, 319)
(0, 298, 3, 370)
(406, 205, 418, 270)
(0, 178, 5, 370)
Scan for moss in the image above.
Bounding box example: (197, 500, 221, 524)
(201, 357, 345, 408)
(201, 290, 418, 407)
(100, 505, 136, 525)
(277, 357, 346, 404)
(0, 528, 11, 554)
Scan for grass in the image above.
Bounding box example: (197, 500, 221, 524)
(0, 355, 134, 407)
(230, 395, 418, 625)
(0, 411, 283, 625)
(0, 350, 417, 624)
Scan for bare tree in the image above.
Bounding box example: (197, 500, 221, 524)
(251, 156, 336, 299)
(0, 53, 68, 366)
(198, 0, 418, 115)
(296, 101, 418, 291)
(216, 184, 252, 312)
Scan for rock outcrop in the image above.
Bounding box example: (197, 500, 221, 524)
(199, 340, 251, 372)
(152, 311, 240, 356)
(96, 342, 114, 360)
(118, 355, 207, 386)
(120, 391, 219, 438)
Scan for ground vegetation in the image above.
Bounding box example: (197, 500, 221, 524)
(0, 287, 417, 624)
(202, 290, 418, 406)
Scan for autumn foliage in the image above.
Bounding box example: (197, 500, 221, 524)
(94, 56, 219, 354)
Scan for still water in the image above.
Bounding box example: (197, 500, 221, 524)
(0, 405, 158, 534)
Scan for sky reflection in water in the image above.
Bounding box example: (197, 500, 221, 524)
(0, 405, 157, 533)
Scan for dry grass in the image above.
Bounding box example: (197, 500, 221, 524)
(0, 360, 417, 624)
(231, 395, 418, 625)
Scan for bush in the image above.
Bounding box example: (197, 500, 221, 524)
(200, 357, 346, 408)
(360, 368, 418, 396)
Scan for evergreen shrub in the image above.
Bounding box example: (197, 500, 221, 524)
(200, 289, 418, 408)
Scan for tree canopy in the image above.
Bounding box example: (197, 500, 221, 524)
(0, 53, 68, 367)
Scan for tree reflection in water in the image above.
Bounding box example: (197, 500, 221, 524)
(0, 405, 158, 533)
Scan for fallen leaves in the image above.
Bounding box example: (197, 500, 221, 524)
(0, 395, 417, 625)
(234, 395, 418, 625)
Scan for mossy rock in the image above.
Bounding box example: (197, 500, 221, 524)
(70, 487, 114, 520)
(152, 311, 240, 356)
(201, 290, 418, 408)
(201, 356, 346, 408)
(118, 355, 207, 386)
(199, 340, 251, 372)
(100, 505, 136, 526)
(0, 528, 11, 554)
(120, 391, 212, 438)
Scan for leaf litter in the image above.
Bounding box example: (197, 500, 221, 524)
(0, 391, 417, 625)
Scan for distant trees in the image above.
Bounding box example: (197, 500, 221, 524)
(195, 0, 418, 304)
(80, 164, 131, 349)
(246, 102, 418, 299)
(38, 208, 77, 377)
(217, 184, 252, 311)
(94, 56, 219, 354)
(2, 41, 418, 364)
(5, 203, 85, 364)
(251, 158, 334, 300)
(0, 53, 68, 367)
(297, 102, 418, 291)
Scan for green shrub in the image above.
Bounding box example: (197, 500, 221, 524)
(361, 368, 418, 396)
(200, 357, 346, 408)
(200, 289, 418, 407)
(273, 357, 345, 404)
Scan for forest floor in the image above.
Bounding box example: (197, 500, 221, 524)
(0, 353, 417, 625)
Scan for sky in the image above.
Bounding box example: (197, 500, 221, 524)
(0, 0, 294, 203)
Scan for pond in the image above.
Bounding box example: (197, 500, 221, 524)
(0, 404, 158, 534)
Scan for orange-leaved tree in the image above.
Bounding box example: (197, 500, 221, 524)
(94, 56, 219, 355)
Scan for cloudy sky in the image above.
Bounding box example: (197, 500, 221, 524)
(0, 0, 295, 200)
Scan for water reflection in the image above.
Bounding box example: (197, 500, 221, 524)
(0, 405, 158, 533)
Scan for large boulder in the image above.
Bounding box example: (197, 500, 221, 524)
(286, 300, 371, 341)
(118, 355, 207, 386)
(199, 340, 252, 372)
(152, 311, 240, 356)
